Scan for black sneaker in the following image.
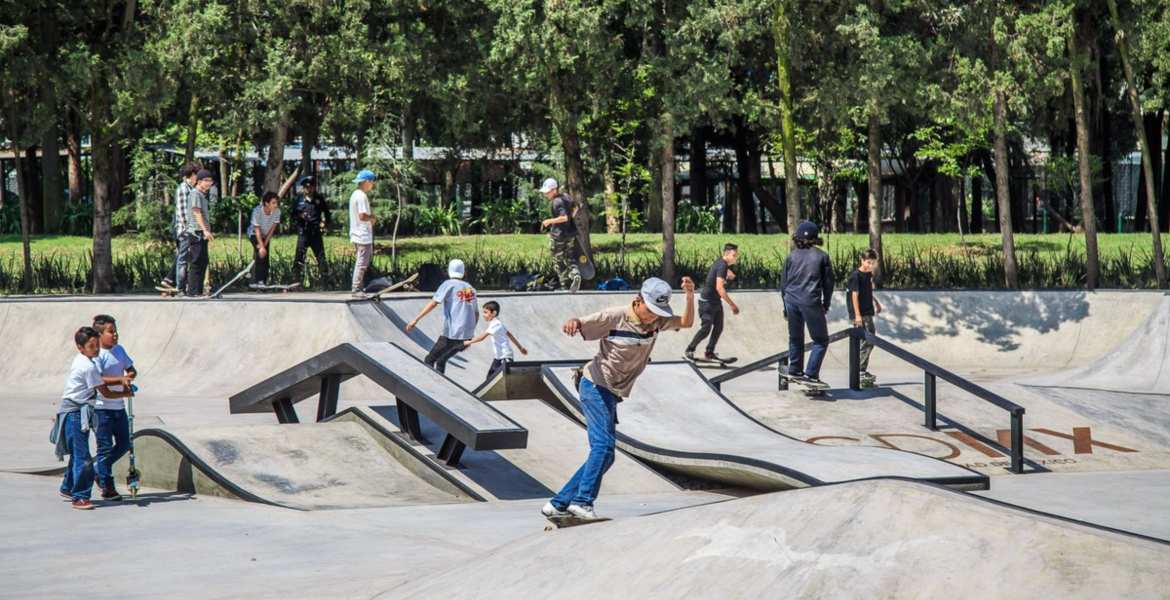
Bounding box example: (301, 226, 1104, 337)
(100, 486, 123, 501)
(684, 351, 696, 361)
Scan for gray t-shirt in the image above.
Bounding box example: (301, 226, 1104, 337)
(183, 188, 211, 236)
(432, 278, 479, 340)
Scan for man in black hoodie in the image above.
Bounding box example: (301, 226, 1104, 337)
(780, 221, 834, 385)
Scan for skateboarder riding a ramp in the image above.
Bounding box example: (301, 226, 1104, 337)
(685, 242, 741, 365)
(781, 221, 834, 387)
(542, 276, 695, 522)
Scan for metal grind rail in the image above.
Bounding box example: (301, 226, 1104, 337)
(710, 327, 1027, 474)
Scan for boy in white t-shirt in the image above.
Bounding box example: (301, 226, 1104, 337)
(349, 169, 377, 297)
(92, 314, 138, 501)
(464, 300, 528, 383)
(55, 327, 131, 510)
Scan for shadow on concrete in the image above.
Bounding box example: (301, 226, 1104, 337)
(875, 292, 1090, 352)
(370, 405, 552, 500)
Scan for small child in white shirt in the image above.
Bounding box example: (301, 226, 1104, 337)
(464, 301, 528, 383)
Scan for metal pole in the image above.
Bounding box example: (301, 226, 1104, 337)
(849, 328, 861, 391)
(1010, 410, 1025, 474)
(924, 372, 937, 430)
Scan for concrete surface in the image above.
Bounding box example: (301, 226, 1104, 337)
(112, 420, 472, 510)
(386, 479, 1170, 600)
(544, 362, 986, 489)
(0, 472, 726, 600)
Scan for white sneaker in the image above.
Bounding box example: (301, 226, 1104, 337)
(567, 503, 599, 520)
(541, 501, 568, 517)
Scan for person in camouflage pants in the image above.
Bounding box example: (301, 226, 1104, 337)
(540, 178, 581, 293)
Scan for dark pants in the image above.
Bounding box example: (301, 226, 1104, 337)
(249, 236, 270, 283)
(185, 234, 209, 296)
(785, 299, 829, 378)
(424, 336, 468, 374)
(95, 408, 130, 489)
(485, 358, 511, 383)
(686, 300, 724, 355)
(294, 230, 325, 280)
(58, 411, 94, 501)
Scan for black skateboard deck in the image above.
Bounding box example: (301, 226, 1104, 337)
(545, 515, 612, 530)
(210, 260, 257, 298)
(366, 272, 420, 301)
(778, 372, 830, 397)
(572, 198, 595, 281)
(687, 356, 739, 368)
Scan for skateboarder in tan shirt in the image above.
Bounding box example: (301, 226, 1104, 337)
(542, 276, 695, 521)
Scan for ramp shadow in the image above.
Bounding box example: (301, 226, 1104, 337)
(369, 405, 552, 500)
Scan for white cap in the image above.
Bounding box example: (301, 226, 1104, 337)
(447, 259, 466, 279)
(639, 277, 674, 317)
(540, 178, 559, 194)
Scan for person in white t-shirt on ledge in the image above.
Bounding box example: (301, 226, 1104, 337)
(464, 300, 529, 383)
(349, 170, 377, 297)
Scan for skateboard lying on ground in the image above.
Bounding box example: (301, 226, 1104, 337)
(778, 372, 831, 398)
(365, 273, 419, 301)
(155, 283, 181, 297)
(248, 282, 302, 293)
(686, 355, 739, 369)
(544, 515, 612, 530)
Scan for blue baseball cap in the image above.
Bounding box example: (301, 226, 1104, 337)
(353, 170, 376, 183)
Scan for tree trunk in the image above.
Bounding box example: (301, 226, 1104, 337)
(40, 119, 63, 234)
(561, 123, 587, 226)
(1161, 111, 1170, 232)
(649, 148, 663, 233)
(867, 110, 883, 283)
(66, 112, 83, 203)
(1107, 0, 1167, 287)
(263, 117, 289, 195)
(22, 147, 43, 234)
(9, 137, 33, 290)
(603, 164, 619, 233)
(185, 95, 198, 163)
(747, 143, 787, 228)
(1135, 111, 1162, 231)
(853, 181, 867, 233)
(300, 116, 319, 182)
(661, 122, 676, 282)
(994, 89, 1019, 288)
(970, 171, 983, 234)
(733, 121, 758, 234)
(91, 129, 117, 294)
(1069, 25, 1100, 289)
(774, 0, 801, 233)
(833, 181, 847, 233)
(402, 101, 416, 161)
(690, 127, 707, 207)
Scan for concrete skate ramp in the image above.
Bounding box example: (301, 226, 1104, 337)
(114, 413, 476, 510)
(1027, 294, 1170, 394)
(543, 363, 986, 490)
(387, 479, 1170, 599)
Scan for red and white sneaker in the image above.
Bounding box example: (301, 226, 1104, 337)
(71, 499, 95, 510)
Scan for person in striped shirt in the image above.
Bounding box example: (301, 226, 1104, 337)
(249, 192, 282, 286)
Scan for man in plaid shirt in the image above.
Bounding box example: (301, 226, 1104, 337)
(162, 163, 199, 292)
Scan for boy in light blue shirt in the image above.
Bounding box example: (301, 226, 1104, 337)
(405, 259, 479, 374)
(92, 314, 137, 501)
(56, 327, 131, 510)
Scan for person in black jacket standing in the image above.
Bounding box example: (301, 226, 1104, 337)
(780, 221, 835, 385)
(292, 176, 330, 285)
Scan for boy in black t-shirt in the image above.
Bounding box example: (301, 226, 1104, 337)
(846, 249, 883, 386)
(685, 243, 740, 362)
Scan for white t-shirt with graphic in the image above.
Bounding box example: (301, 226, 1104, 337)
(432, 279, 478, 340)
(349, 189, 373, 244)
(486, 319, 513, 360)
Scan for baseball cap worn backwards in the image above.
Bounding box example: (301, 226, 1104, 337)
(353, 170, 376, 183)
(794, 220, 820, 242)
(540, 178, 558, 194)
(640, 277, 674, 317)
(448, 259, 466, 279)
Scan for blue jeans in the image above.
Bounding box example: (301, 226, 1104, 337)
(58, 411, 94, 500)
(95, 409, 130, 489)
(552, 378, 618, 509)
(785, 299, 829, 378)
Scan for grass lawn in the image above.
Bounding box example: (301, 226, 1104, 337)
(3, 232, 1168, 265)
